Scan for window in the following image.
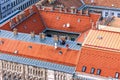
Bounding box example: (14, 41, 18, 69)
(96, 69, 101, 75)
(82, 66, 86, 72)
(111, 12, 114, 16)
(115, 72, 119, 79)
(117, 13, 120, 18)
(90, 67, 95, 74)
(105, 12, 108, 17)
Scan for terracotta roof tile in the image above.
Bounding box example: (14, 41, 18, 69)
(0, 5, 45, 34)
(0, 38, 80, 66)
(76, 47, 120, 78)
(84, 0, 120, 8)
(40, 10, 100, 33)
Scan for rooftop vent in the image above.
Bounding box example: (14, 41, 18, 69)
(112, 4, 114, 7)
(56, 16, 60, 20)
(59, 51, 63, 55)
(66, 23, 70, 28)
(54, 42, 57, 49)
(97, 36, 103, 40)
(14, 50, 18, 54)
(28, 46, 32, 49)
(77, 19, 81, 22)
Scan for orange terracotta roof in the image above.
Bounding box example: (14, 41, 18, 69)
(40, 10, 100, 33)
(76, 30, 90, 43)
(76, 46, 120, 78)
(0, 38, 80, 66)
(84, 0, 120, 8)
(0, 5, 45, 34)
(82, 30, 120, 52)
(0, 5, 100, 34)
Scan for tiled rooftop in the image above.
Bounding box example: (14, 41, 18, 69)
(0, 30, 81, 66)
(76, 46, 120, 78)
(40, 9, 100, 33)
(76, 29, 120, 78)
(84, 0, 120, 8)
(0, 5, 45, 34)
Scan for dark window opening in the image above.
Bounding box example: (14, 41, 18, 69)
(115, 72, 119, 79)
(90, 67, 95, 74)
(96, 69, 101, 75)
(82, 66, 86, 72)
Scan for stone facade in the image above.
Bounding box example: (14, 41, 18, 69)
(0, 60, 73, 80)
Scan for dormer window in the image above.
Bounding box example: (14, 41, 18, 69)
(81, 66, 86, 72)
(115, 72, 119, 79)
(96, 69, 101, 75)
(90, 67, 95, 74)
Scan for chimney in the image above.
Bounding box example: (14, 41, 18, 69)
(9, 19, 15, 28)
(53, 35, 59, 42)
(74, 8, 77, 14)
(39, 33, 45, 40)
(16, 15, 19, 23)
(71, 7, 74, 14)
(64, 8, 68, 13)
(59, 7, 63, 12)
(80, 10, 83, 15)
(51, 6, 54, 11)
(13, 28, 18, 36)
(30, 32, 35, 39)
(35, 3, 42, 10)
(29, 6, 33, 14)
(86, 9, 89, 16)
